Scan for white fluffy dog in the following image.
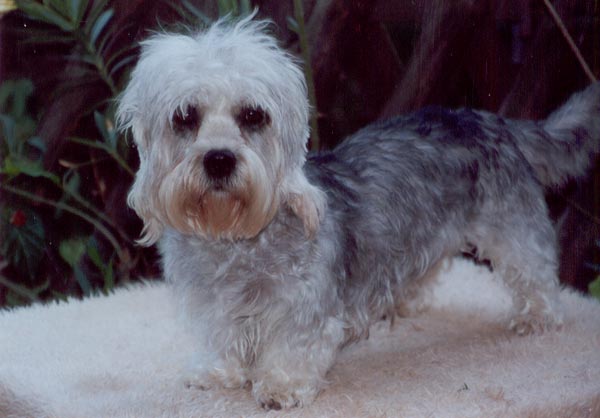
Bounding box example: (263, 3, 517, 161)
(117, 15, 599, 410)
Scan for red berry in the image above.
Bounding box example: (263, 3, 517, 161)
(10, 210, 26, 227)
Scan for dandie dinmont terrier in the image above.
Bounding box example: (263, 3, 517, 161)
(117, 15, 600, 410)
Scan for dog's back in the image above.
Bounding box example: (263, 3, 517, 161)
(333, 82, 600, 191)
(306, 83, 600, 336)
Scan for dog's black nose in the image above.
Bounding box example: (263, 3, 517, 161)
(203, 149, 237, 180)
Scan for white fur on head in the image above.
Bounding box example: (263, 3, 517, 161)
(117, 14, 325, 244)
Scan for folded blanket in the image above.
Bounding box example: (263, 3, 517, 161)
(1, 258, 599, 418)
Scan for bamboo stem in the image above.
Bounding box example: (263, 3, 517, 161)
(542, 0, 597, 83)
(294, 0, 321, 150)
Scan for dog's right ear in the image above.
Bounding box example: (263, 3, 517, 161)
(121, 138, 165, 246)
(116, 86, 150, 153)
(127, 183, 164, 246)
(116, 97, 164, 246)
(281, 169, 326, 238)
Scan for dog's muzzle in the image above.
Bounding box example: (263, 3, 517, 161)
(203, 149, 237, 181)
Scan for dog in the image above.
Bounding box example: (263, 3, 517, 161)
(116, 15, 600, 410)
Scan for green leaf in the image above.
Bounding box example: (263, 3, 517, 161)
(0, 79, 34, 117)
(84, 0, 108, 32)
(0, 114, 17, 151)
(94, 111, 117, 150)
(89, 9, 113, 46)
(15, 118, 37, 144)
(62, 169, 81, 195)
(50, 290, 69, 302)
(59, 237, 87, 267)
(1, 209, 45, 280)
(93, 110, 107, 138)
(67, 0, 86, 25)
(74, 265, 92, 295)
(27, 136, 47, 154)
(103, 259, 114, 293)
(175, 0, 211, 25)
(287, 16, 299, 34)
(74, 0, 89, 25)
(48, 0, 70, 17)
(86, 238, 114, 292)
(11, 79, 34, 117)
(108, 53, 136, 77)
(218, 0, 236, 17)
(105, 41, 137, 66)
(0, 79, 37, 156)
(16, 0, 76, 31)
(97, 23, 116, 56)
(240, 0, 252, 16)
(0, 81, 13, 110)
(2, 155, 59, 182)
(86, 238, 103, 269)
(0, 275, 48, 303)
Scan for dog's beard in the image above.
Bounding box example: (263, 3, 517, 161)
(158, 154, 279, 240)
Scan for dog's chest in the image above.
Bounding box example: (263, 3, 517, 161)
(163, 221, 319, 290)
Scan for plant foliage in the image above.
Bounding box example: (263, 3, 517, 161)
(15, 0, 136, 97)
(1, 0, 138, 307)
(1, 0, 274, 307)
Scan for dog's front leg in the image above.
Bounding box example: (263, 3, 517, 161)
(182, 319, 250, 391)
(184, 353, 249, 391)
(251, 317, 344, 410)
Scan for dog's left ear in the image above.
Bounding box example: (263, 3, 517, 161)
(282, 169, 327, 238)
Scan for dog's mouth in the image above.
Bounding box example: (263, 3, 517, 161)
(202, 181, 246, 203)
(210, 182, 226, 192)
(207, 179, 234, 194)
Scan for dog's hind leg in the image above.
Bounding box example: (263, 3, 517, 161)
(468, 202, 563, 335)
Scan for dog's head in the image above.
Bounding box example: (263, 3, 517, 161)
(117, 16, 325, 244)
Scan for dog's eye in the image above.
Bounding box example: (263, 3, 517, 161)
(237, 106, 270, 130)
(172, 105, 200, 133)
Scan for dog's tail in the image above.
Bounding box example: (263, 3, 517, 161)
(515, 82, 600, 188)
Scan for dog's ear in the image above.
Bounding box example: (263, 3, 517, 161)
(116, 97, 169, 245)
(117, 119, 165, 245)
(127, 173, 164, 246)
(282, 169, 326, 237)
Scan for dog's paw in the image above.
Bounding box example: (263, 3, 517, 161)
(183, 365, 249, 391)
(252, 380, 319, 410)
(508, 311, 563, 335)
(509, 291, 564, 336)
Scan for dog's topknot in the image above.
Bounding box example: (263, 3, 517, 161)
(117, 13, 309, 162)
(116, 14, 325, 244)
